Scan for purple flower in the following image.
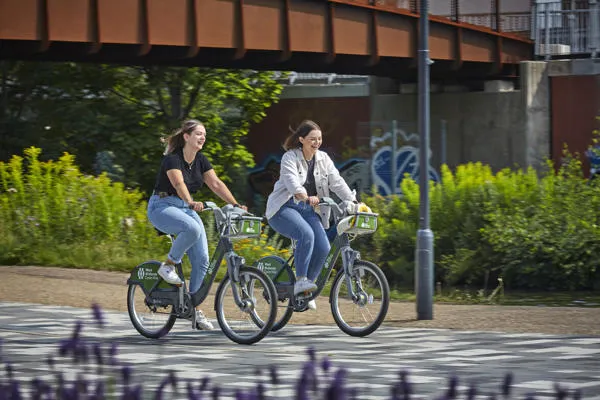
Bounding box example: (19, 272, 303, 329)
(554, 383, 568, 400)
(398, 370, 412, 400)
(326, 369, 348, 400)
(307, 347, 316, 362)
(501, 373, 512, 398)
(93, 343, 103, 366)
(122, 365, 132, 385)
(466, 384, 477, 400)
(212, 385, 221, 400)
(446, 375, 458, 399)
(71, 320, 83, 340)
(108, 341, 119, 365)
(321, 357, 332, 373)
(268, 365, 280, 385)
(124, 385, 142, 400)
(199, 376, 210, 392)
(5, 362, 14, 379)
(10, 380, 22, 400)
(187, 382, 199, 400)
(256, 382, 265, 400)
(91, 303, 105, 328)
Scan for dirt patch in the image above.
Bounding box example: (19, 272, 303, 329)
(1, 265, 598, 336)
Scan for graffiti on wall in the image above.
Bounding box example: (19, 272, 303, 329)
(369, 125, 439, 196)
(247, 122, 440, 202)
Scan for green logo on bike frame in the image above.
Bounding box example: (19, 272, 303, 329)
(133, 262, 178, 291)
(255, 256, 291, 283)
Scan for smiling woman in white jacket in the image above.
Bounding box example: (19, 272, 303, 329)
(266, 120, 356, 303)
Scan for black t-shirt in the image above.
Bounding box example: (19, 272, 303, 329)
(153, 149, 213, 195)
(303, 157, 317, 196)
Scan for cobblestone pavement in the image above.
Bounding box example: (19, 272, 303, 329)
(1, 302, 599, 399)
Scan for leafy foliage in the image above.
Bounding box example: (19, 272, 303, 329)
(0, 147, 289, 272)
(0, 61, 284, 196)
(357, 155, 600, 291)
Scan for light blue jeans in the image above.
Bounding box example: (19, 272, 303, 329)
(147, 195, 209, 294)
(268, 198, 330, 281)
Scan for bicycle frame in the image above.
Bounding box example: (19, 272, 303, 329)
(269, 229, 363, 302)
(127, 204, 254, 317)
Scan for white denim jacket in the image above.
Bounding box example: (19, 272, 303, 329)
(265, 148, 356, 228)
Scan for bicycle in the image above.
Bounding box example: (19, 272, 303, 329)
(253, 197, 390, 337)
(126, 202, 278, 345)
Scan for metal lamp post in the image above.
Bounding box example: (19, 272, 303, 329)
(415, 0, 434, 320)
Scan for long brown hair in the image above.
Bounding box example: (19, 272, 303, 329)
(162, 119, 204, 154)
(282, 120, 321, 151)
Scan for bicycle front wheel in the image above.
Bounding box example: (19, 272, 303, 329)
(127, 283, 177, 339)
(214, 266, 277, 345)
(330, 260, 390, 337)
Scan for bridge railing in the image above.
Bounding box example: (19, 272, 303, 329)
(531, 1, 599, 59)
(378, 0, 533, 36)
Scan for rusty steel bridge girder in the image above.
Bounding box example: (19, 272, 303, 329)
(0, 0, 533, 80)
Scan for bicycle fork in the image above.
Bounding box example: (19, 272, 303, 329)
(341, 246, 370, 306)
(225, 251, 253, 311)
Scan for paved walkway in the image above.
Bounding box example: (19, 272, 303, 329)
(1, 302, 599, 399)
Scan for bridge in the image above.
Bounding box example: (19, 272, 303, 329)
(0, 0, 533, 80)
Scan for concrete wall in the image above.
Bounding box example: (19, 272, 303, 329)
(370, 90, 527, 172)
(369, 61, 552, 173)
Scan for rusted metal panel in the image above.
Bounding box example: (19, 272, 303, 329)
(147, 0, 188, 46)
(551, 75, 600, 173)
(461, 29, 495, 62)
(501, 39, 532, 62)
(376, 13, 415, 57)
(47, 0, 92, 43)
(332, 6, 370, 55)
(288, 1, 328, 53)
(429, 23, 455, 60)
(97, 0, 143, 44)
(243, 0, 283, 51)
(195, 0, 236, 48)
(0, 0, 534, 78)
(0, 0, 40, 40)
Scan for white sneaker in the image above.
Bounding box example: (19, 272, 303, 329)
(195, 310, 214, 330)
(294, 278, 317, 295)
(157, 263, 183, 285)
(307, 299, 317, 311)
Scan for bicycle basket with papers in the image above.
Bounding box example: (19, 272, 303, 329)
(225, 215, 263, 239)
(336, 212, 378, 236)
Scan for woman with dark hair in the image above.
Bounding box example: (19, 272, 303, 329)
(265, 120, 356, 310)
(148, 119, 247, 330)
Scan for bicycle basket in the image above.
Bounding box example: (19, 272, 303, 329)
(336, 212, 378, 236)
(225, 215, 263, 239)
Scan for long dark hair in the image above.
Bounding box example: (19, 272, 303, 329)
(162, 119, 204, 154)
(282, 120, 321, 151)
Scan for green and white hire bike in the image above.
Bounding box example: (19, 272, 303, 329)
(254, 197, 390, 337)
(126, 202, 278, 345)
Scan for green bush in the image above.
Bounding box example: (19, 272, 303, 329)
(0, 147, 290, 276)
(0, 147, 167, 270)
(357, 156, 600, 291)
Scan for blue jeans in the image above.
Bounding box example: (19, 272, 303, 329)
(147, 195, 209, 294)
(268, 198, 330, 281)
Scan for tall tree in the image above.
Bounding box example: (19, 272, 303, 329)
(0, 61, 284, 195)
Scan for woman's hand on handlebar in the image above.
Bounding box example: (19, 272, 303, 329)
(234, 203, 248, 211)
(189, 201, 205, 212)
(307, 196, 319, 206)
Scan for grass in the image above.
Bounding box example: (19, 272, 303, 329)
(384, 286, 600, 307)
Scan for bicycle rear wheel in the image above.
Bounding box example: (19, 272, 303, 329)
(127, 283, 176, 338)
(330, 260, 390, 337)
(214, 266, 277, 345)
